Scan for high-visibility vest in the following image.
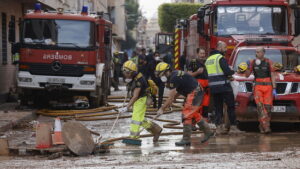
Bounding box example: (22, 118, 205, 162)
(130, 56, 139, 65)
(205, 54, 228, 87)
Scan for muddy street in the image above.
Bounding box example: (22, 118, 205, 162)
(1, 87, 300, 169)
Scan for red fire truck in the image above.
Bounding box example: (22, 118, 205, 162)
(175, 0, 299, 61)
(13, 4, 112, 107)
(229, 36, 300, 122)
(172, 0, 300, 123)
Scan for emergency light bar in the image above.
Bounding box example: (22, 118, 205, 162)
(81, 6, 88, 15)
(34, 3, 41, 12)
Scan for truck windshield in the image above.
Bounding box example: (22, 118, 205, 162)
(157, 34, 173, 45)
(215, 6, 287, 36)
(22, 19, 95, 48)
(234, 49, 300, 71)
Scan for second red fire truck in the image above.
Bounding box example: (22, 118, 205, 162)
(13, 4, 112, 108)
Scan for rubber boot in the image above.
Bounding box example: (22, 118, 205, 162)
(259, 123, 265, 134)
(264, 104, 272, 134)
(257, 103, 266, 134)
(146, 121, 162, 142)
(175, 125, 192, 146)
(215, 124, 228, 135)
(215, 125, 223, 135)
(192, 125, 198, 131)
(197, 120, 214, 143)
(229, 125, 244, 134)
(222, 123, 230, 135)
(262, 121, 271, 134)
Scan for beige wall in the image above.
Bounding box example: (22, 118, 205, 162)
(0, 0, 23, 101)
(171, 0, 211, 4)
(39, 0, 108, 12)
(145, 17, 161, 50)
(108, 0, 126, 51)
(111, 0, 126, 41)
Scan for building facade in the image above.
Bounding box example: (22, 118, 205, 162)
(171, 0, 211, 4)
(145, 17, 161, 50)
(136, 17, 148, 50)
(108, 0, 126, 52)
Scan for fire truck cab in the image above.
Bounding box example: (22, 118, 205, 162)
(195, 0, 298, 59)
(14, 4, 112, 107)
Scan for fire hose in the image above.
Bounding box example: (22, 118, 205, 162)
(36, 98, 207, 145)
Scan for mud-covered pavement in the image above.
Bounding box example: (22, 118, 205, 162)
(1, 87, 300, 169)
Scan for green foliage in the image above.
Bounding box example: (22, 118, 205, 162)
(158, 3, 202, 32)
(125, 0, 141, 31)
(121, 0, 141, 50)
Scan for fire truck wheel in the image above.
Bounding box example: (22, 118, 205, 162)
(89, 90, 100, 108)
(33, 93, 49, 108)
(20, 95, 29, 106)
(89, 73, 108, 108)
(19, 90, 31, 106)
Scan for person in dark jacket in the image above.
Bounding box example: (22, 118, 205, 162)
(205, 41, 242, 135)
(138, 48, 148, 77)
(148, 52, 164, 108)
(179, 54, 186, 71)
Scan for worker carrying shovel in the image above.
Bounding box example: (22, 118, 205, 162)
(155, 62, 214, 146)
(118, 60, 162, 146)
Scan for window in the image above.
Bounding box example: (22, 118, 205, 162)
(214, 6, 287, 36)
(234, 49, 300, 71)
(23, 19, 95, 48)
(9, 15, 16, 43)
(2, 13, 7, 65)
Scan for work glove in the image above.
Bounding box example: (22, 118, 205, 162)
(117, 107, 128, 113)
(273, 89, 277, 98)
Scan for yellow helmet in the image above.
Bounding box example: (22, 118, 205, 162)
(294, 65, 300, 73)
(122, 60, 137, 72)
(273, 62, 283, 71)
(238, 62, 248, 72)
(155, 62, 170, 72)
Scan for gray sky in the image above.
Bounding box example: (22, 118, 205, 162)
(139, 0, 171, 18)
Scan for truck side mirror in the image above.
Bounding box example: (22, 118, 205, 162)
(197, 19, 205, 35)
(197, 8, 205, 35)
(294, 8, 300, 36)
(197, 8, 205, 19)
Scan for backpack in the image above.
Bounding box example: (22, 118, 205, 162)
(132, 73, 158, 96)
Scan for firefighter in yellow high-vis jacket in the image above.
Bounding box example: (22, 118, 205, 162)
(118, 60, 162, 145)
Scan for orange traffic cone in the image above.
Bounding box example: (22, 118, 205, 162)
(53, 117, 64, 145)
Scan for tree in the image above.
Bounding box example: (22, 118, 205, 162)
(121, 0, 141, 50)
(158, 3, 202, 32)
(125, 0, 141, 30)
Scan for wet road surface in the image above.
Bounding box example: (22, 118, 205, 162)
(1, 87, 300, 168)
